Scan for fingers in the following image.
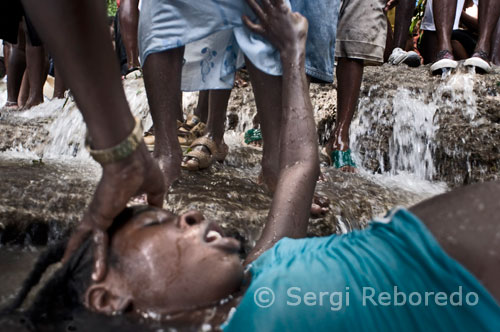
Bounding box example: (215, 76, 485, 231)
(245, 0, 266, 22)
(261, 0, 274, 11)
(242, 15, 266, 34)
(61, 222, 92, 263)
(270, 0, 285, 9)
(142, 165, 166, 207)
(92, 229, 109, 282)
(147, 186, 165, 208)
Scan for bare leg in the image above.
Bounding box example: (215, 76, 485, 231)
(475, 0, 500, 55)
(193, 90, 209, 123)
(142, 48, 184, 188)
(393, 0, 416, 50)
(4, 26, 26, 109)
(18, 70, 29, 107)
(206, 89, 231, 146)
(491, 17, 500, 65)
(3, 43, 11, 73)
(24, 40, 47, 109)
(53, 63, 67, 99)
(246, 58, 283, 192)
(433, 0, 457, 55)
(182, 89, 231, 169)
(384, 17, 394, 62)
(410, 181, 500, 300)
(326, 57, 363, 172)
(119, 0, 140, 70)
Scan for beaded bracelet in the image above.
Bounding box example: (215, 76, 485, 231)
(85, 117, 143, 165)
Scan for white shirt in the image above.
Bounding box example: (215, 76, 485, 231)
(421, 0, 467, 31)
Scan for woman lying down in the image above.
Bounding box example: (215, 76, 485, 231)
(2, 1, 500, 331)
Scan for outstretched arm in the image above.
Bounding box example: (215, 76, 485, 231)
(243, 0, 320, 263)
(21, 0, 166, 281)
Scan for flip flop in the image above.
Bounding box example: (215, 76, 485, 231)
(182, 136, 228, 171)
(464, 50, 492, 73)
(328, 149, 356, 169)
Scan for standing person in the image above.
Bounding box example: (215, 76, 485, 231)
(0, 7, 47, 111)
(326, 0, 397, 172)
(4, 6, 500, 332)
(118, 0, 141, 75)
(5, 0, 166, 282)
(139, 0, 339, 193)
(463, 0, 500, 72)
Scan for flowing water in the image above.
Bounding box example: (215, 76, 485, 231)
(2, 67, 494, 330)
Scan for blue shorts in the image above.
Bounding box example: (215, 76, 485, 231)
(138, 0, 340, 90)
(223, 208, 500, 331)
(290, 0, 340, 83)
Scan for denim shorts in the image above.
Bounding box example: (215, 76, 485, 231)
(139, 0, 341, 90)
(290, 0, 340, 83)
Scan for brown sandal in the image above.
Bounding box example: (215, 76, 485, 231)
(178, 115, 206, 146)
(181, 136, 228, 171)
(143, 116, 207, 150)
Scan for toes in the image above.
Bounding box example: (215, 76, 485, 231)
(182, 157, 200, 171)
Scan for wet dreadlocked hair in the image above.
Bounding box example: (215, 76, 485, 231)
(0, 206, 152, 330)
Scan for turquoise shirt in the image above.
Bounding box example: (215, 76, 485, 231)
(223, 208, 500, 331)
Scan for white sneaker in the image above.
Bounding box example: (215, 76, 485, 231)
(388, 48, 421, 67)
(388, 48, 408, 65)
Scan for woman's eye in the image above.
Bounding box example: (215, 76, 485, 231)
(144, 220, 162, 227)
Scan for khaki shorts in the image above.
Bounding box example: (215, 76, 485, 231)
(335, 0, 387, 64)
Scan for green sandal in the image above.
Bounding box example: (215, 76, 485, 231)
(330, 149, 357, 169)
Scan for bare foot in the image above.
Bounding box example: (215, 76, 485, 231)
(155, 153, 182, 190)
(311, 194, 330, 217)
(22, 97, 43, 110)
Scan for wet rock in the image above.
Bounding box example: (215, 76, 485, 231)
(349, 64, 500, 186)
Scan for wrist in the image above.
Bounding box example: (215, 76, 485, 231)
(280, 47, 305, 65)
(86, 117, 144, 165)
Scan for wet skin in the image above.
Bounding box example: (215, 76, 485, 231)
(86, 209, 244, 315)
(21, 0, 166, 282)
(85, 1, 499, 318)
(88, 178, 500, 317)
(86, 0, 319, 314)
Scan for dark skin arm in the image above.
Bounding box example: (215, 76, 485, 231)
(242, 0, 320, 264)
(20, 0, 166, 281)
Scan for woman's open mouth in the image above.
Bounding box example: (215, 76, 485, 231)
(203, 221, 241, 252)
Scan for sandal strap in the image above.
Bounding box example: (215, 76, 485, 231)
(185, 114, 202, 128)
(330, 149, 356, 169)
(188, 136, 218, 155)
(190, 122, 206, 137)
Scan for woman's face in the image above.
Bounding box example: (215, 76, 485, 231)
(94, 208, 244, 314)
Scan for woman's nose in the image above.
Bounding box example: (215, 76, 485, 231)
(179, 210, 205, 227)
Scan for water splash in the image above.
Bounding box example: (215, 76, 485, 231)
(350, 70, 478, 181)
